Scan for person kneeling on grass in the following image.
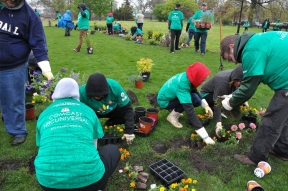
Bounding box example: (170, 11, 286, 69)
(200, 63, 245, 137)
(130, 26, 143, 40)
(80, 73, 136, 145)
(157, 62, 215, 145)
(35, 78, 120, 191)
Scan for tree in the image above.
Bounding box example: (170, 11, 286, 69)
(153, 4, 167, 21)
(163, 0, 198, 19)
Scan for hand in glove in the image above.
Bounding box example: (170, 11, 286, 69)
(37, 61, 54, 80)
(201, 99, 213, 118)
(215, 122, 223, 138)
(221, 97, 233, 111)
(195, 127, 215, 145)
(243, 101, 249, 108)
(121, 134, 135, 145)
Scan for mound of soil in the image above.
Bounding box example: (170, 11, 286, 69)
(146, 93, 159, 108)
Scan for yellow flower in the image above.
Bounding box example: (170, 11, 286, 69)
(119, 129, 124, 132)
(184, 185, 189, 188)
(170, 183, 178, 188)
(32, 101, 35, 104)
(187, 178, 193, 183)
(191, 189, 196, 191)
(193, 179, 198, 184)
(130, 182, 135, 188)
(160, 187, 165, 191)
(120, 155, 125, 160)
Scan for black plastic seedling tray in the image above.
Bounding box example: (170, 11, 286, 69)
(149, 158, 185, 186)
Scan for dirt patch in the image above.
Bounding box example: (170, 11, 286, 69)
(0, 159, 25, 171)
(126, 90, 139, 106)
(28, 154, 37, 174)
(146, 93, 159, 108)
(151, 143, 168, 154)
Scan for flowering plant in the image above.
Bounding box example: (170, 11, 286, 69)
(190, 133, 202, 142)
(148, 178, 197, 191)
(119, 147, 130, 160)
(103, 124, 124, 137)
(197, 113, 210, 123)
(122, 162, 138, 191)
(136, 58, 154, 73)
(32, 93, 47, 104)
(26, 68, 85, 101)
(240, 106, 258, 116)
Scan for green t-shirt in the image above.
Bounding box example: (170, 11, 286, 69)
(157, 72, 194, 108)
(187, 16, 195, 30)
(241, 32, 288, 90)
(193, 10, 209, 33)
(273, 21, 282, 30)
(106, 16, 114, 24)
(35, 98, 104, 189)
(80, 79, 130, 115)
(77, 10, 90, 30)
(243, 21, 250, 27)
(57, 13, 62, 20)
(113, 24, 119, 30)
(168, 9, 184, 30)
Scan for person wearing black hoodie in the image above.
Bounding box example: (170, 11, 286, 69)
(79, 73, 135, 144)
(200, 64, 245, 137)
(0, 0, 54, 145)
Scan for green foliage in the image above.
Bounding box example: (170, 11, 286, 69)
(148, 39, 159, 45)
(153, 4, 167, 22)
(128, 74, 143, 83)
(163, 0, 198, 19)
(124, 34, 132, 41)
(152, 31, 164, 41)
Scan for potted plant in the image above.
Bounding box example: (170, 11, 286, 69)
(136, 58, 154, 82)
(190, 133, 203, 148)
(128, 74, 143, 89)
(200, 11, 214, 29)
(98, 124, 124, 145)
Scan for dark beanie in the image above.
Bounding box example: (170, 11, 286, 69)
(86, 73, 110, 97)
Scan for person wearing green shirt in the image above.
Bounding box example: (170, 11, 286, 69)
(35, 78, 120, 190)
(106, 12, 114, 35)
(130, 26, 143, 40)
(168, 3, 184, 53)
(73, 3, 90, 52)
(157, 62, 214, 145)
(243, 21, 250, 31)
(262, 18, 270, 32)
(221, 32, 288, 165)
(34, 8, 40, 17)
(192, 2, 210, 56)
(55, 11, 61, 20)
(185, 15, 196, 47)
(273, 19, 282, 31)
(80, 73, 136, 145)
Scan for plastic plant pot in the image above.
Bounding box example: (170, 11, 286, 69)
(138, 117, 153, 133)
(134, 106, 146, 123)
(25, 103, 35, 120)
(146, 108, 159, 120)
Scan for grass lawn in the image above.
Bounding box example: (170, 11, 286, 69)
(1, 20, 287, 191)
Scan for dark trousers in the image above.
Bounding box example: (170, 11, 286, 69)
(170, 30, 181, 52)
(97, 105, 125, 126)
(248, 90, 288, 163)
(244, 27, 248, 31)
(40, 145, 120, 191)
(137, 23, 143, 31)
(194, 32, 207, 54)
(65, 26, 70, 36)
(262, 28, 268, 32)
(165, 93, 202, 113)
(107, 24, 113, 35)
(186, 29, 195, 45)
(203, 93, 221, 122)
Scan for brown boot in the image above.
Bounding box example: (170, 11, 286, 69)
(73, 46, 81, 52)
(234, 154, 256, 165)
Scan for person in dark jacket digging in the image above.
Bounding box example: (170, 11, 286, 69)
(200, 64, 245, 137)
(157, 62, 215, 145)
(221, 32, 288, 165)
(79, 73, 135, 144)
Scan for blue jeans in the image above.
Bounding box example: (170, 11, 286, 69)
(165, 93, 202, 113)
(0, 63, 28, 138)
(194, 32, 208, 54)
(186, 29, 195, 45)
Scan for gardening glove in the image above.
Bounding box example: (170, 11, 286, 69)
(37, 61, 54, 80)
(215, 122, 223, 138)
(243, 101, 249, 108)
(201, 99, 213, 118)
(195, 127, 215, 145)
(218, 94, 232, 99)
(122, 134, 135, 145)
(221, 97, 233, 111)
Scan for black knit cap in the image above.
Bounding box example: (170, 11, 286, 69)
(86, 73, 110, 97)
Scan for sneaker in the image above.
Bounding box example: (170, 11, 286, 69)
(175, 47, 181, 50)
(170, 51, 174, 53)
(194, 49, 198, 52)
(234, 154, 256, 165)
(270, 150, 288, 161)
(201, 53, 205, 56)
(11, 136, 26, 146)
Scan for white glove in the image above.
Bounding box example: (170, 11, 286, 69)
(201, 99, 213, 118)
(121, 134, 135, 145)
(215, 122, 223, 138)
(195, 127, 215, 145)
(221, 97, 233, 111)
(218, 94, 232, 99)
(38, 61, 54, 80)
(243, 101, 249, 108)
